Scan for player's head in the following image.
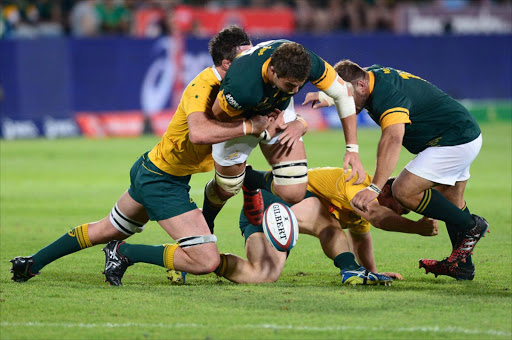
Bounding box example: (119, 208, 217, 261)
(334, 59, 370, 114)
(208, 25, 252, 67)
(268, 42, 311, 95)
(377, 178, 410, 215)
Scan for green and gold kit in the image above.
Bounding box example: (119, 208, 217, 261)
(364, 65, 481, 154)
(218, 39, 337, 118)
(148, 67, 220, 176)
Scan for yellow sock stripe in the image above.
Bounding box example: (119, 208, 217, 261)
(163, 244, 178, 270)
(81, 223, 93, 248)
(75, 225, 86, 249)
(416, 189, 432, 214)
(214, 253, 228, 277)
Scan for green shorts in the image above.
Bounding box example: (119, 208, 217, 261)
(128, 152, 197, 221)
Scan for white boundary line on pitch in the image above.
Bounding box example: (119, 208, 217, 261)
(1, 322, 511, 337)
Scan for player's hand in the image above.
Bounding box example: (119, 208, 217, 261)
(302, 92, 330, 109)
(343, 151, 365, 184)
(250, 114, 271, 136)
(380, 272, 403, 280)
(276, 119, 305, 150)
(351, 188, 378, 213)
(415, 216, 439, 236)
(264, 109, 285, 139)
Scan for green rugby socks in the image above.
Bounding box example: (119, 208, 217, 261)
(415, 189, 475, 232)
(334, 252, 360, 271)
(31, 224, 92, 273)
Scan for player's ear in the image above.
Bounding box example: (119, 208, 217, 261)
(221, 59, 231, 72)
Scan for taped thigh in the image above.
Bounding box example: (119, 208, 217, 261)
(215, 169, 245, 195)
(272, 159, 308, 185)
(109, 203, 146, 235)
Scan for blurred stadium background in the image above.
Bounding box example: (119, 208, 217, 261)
(0, 0, 510, 139)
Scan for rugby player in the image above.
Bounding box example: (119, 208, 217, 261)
(10, 26, 267, 285)
(202, 40, 366, 233)
(304, 60, 488, 280)
(213, 166, 439, 285)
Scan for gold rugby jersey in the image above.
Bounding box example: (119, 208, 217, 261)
(306, 167, 372, 234)
(148, 67, 221, 176)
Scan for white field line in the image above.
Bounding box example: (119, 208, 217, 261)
(1, 322, 511, 337)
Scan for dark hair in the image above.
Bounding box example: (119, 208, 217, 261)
(208, 25, 251, 66)
(334, 59, 366, 84)
(269, 42, 312, 82)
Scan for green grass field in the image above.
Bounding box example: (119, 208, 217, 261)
(1, 123, 511, 339)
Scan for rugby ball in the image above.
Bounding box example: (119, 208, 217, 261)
(262, 202, 298, 252)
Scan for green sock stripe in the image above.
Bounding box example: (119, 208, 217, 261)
(415, 189, 432, 214)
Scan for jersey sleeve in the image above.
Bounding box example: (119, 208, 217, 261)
(372, 88, 412, 130)
(307, 51, 337, 91)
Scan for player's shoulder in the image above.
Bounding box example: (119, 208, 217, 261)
(183, 67, 220, 94)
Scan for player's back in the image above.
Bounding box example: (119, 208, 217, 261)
(367, 65, 480, 154)
(148, 67, 220, 176)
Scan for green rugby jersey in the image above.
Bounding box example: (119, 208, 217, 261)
(365, 65, 481, 154)
(218, 39, 337, 118)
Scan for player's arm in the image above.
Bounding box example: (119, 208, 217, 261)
(351, 199, 439, 236)
(307, 59, 364, 184)
(351, 123, 405, 212)
(187, 111, 269, 144)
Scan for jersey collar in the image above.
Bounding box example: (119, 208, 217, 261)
(368, 71, 375, 94)
(212, 66, 222, 81)
(261, 58, 271, 84)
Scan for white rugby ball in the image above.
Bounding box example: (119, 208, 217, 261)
(262, 202, 298, 252)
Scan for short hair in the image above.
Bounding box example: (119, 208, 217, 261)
(208, 25, 251, 66)
(269, 42, 312, 82)
(334, 59, 366, 83)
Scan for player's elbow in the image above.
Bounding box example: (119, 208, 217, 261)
(188, 129, 208, 144)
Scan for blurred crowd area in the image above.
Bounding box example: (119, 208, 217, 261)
(1, 0, 511, 38)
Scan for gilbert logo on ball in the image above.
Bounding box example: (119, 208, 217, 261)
(262, 202, 298, 252)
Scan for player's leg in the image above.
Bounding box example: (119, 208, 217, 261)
(294, 198, 359, 274)
(218, 233, 287, 283)
(101, 152, 220, 285)
(203, 135, 261, 232)
(258, 99, 308, 205)
(419, 182, 477, 280)
(394, 135, 487, 264)
(10, 155, 149, 283)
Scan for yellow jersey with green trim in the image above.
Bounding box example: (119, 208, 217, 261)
(306, 167, 372, 234)
(365, 65, 481, 154)
(148, 67, 220, 176)
(218, 39, 337, 118)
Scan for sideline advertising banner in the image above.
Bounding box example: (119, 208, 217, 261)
(1, 34, 511, 139)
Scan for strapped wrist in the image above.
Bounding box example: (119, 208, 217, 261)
(346, 144, 359, 153)
(366, 183, 381, 194)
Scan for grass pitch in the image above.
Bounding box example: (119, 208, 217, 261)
(1, 123, 511, 339)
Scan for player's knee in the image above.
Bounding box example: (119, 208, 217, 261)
(391, 182, 410, 206)
(214, 169, 245, 200)
(273, 183, 307, 204)
(178, 235, 220, 274)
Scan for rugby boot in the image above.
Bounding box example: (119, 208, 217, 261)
(242, 185, 264, 226)
(10, 256, 39, 282)
(340, 266, 393, 286)
(419, 258, 475, 281)
(102, 240, 132, 286)
(447, 215, 489, 264)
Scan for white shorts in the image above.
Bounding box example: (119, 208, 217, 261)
(212, 98, 300, 166)
(405, 134, 482, 185)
